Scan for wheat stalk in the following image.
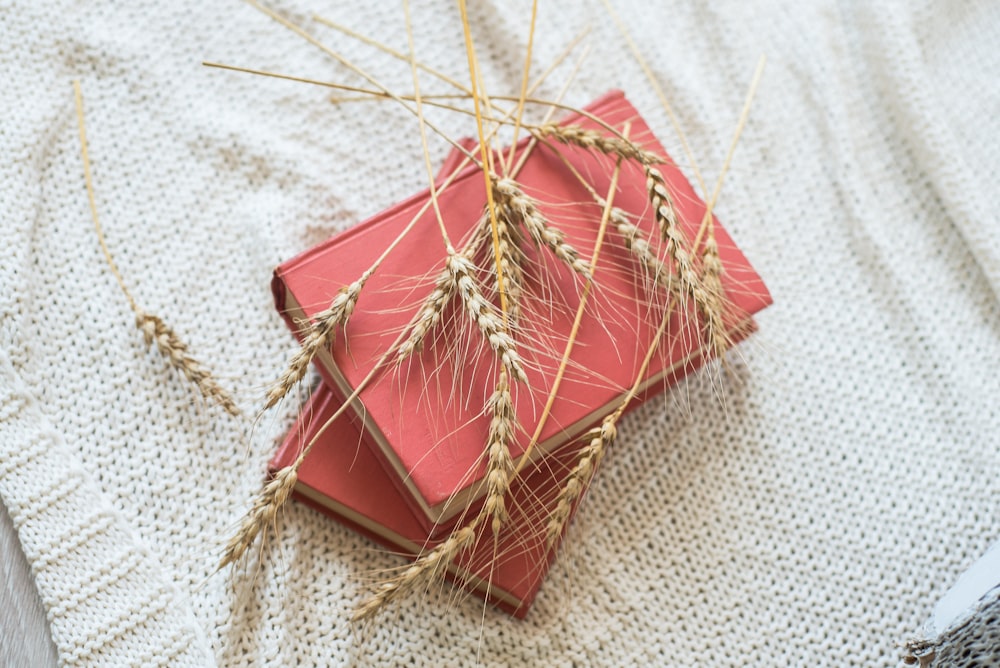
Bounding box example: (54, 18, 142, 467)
(352, 525, 476, 622)
(265, 272, 370, 409)
(218, 466, 298, 570)
(74, 80, 240, 417)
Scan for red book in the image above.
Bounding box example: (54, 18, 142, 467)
(272, 382, 584, 617)
(272, 90, 772, 533)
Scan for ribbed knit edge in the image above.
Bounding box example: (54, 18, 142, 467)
(0, 351, 213, 667)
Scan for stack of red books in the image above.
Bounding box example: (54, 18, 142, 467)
(270, 91, 771, 617)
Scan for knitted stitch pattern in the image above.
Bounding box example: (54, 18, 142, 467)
(1, 1, 998, 665)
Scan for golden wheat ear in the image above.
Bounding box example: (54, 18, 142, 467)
(483, 369, 516, 535)
(218, 466, 298, 571)
(494, 178, 592, 282)
(135, 311, 241, 417)
(395, 255, 460, 363)
(449, 250, 529, 384)
(609, 206, 681, 300)
(352, 525, 477, 622)
(264, 274, 369, 410)
(489, 205, 527, 323)
(546, 418, 617, 546)
(533, 123, 663, 166)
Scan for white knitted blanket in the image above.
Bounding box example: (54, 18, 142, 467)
(2, 1, 998, 665)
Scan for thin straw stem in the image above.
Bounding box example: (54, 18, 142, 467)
(74, 81, 138, 314)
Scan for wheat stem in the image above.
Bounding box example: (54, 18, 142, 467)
(546, 274, 680, 545)
(74, 80, 239, 417)
(312, 13, 472, 96)
(514, 130, 628, 474)
(599, 0, 708, 198)
(456, 0, 510, 324)
(404, 0, 452, 248)
(505, 0, 539, 169)
(244, 0, 481, 165)
(691, 55, 766, 252)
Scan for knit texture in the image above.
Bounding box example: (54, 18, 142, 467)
(1, 1, 998, 665)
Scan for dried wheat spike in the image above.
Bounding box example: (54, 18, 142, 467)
(396, 256, 460, 363)
(696, 235, 730, 359)
(218, 465, 298, 570)
(533, 123, 662, 165)
(491, 205, 527, 323)
(545, 417, 617, 547)
(483, 371, 516, 534)
(352, 525, 476, 622)
(645, 167, 704, 302)
(609, 206, 681, 299)
(265, 274, 368, 410)
(494, 178, 592, 282)
(450, 251, 529, 384)
(646, 168, 731, 356)
(135, 310, 240, 416)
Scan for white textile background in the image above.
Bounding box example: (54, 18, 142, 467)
(1, 1, 998, 665)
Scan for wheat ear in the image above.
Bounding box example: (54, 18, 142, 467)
(695, 235, 731, 359)
(218, 466, 298, 569)
(545, 417, 617, 546)
(395, 254, 460, 362)
(494, 178, 592, 281)
(135, 312, 241, 417)
(491, 206, 527, 323)
(645, 167, 706, 305)
(483, 369, 516, 534)
(533, 123, 662, 165)
(608, 206, 683, 300)
(648, 162, 731, 356)
(450, 251, 528, 384)
(265, 273, 369, 409)
(352, 525, 476, 622)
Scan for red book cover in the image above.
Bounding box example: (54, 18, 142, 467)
(272, 90, 772, 532)
(271, 381, 581, 618)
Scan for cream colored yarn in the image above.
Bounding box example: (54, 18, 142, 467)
(1, 1, 998, 665)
